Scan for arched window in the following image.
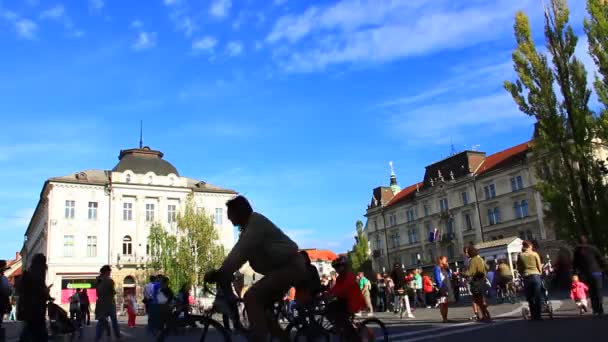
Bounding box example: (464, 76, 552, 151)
(126, 174, 131, 183)
(122, 235, 132, 255)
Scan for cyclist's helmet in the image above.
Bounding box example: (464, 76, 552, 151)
(332, 255, 348, 268)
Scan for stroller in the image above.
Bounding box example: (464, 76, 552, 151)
(521, 275, 554, 320)
(48, 299, 81, 341)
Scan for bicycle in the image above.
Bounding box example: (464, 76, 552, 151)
(314, 297, 389, 342)
(496, 281, 517, 304)
(200, 281, 328, 342)
(155, 300, 231, 342)
(395, 289, 414, 319)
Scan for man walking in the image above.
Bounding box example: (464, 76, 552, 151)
(95, 265, 121, 341)
(413, 269, 425, 308)
(357, 272, 374, 317)
(573, 235, 606, 316)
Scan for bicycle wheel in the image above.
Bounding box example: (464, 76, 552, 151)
(199, 317, 231, 342)
(358, 318, 388, 342)
(286, 321, 331, 342)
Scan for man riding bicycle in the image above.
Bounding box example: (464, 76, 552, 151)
(205, 196, 307, 342)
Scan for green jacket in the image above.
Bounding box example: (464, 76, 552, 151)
(517, 251, 542, 276)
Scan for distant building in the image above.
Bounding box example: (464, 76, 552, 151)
(302, 249, 338, 276)
(4, 252, 22, 286)
(364, 141, 558, 272)
(22, 146, 237, 305)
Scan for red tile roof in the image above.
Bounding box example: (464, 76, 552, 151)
(302, 249, 338, 262)
(385, 182, 424, 207)
(475, 141, 531, 176)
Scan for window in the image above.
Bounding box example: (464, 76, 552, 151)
(447, 245, 455, 260)
(86, 236, 97, 257)
(461, 191, 468, 205)
(63, 235, 74, 257)
(123, 202, 133, 221)
(521, 200, 529, 217)
(214, 208, 223, 225)
(146, 244, 150, 255)
(126, 174, 131, 183)
(423, 202, 429, 217)
(425, 222, 432, 241)
(146, 203, 155, 222)
(439, 198, 449, 212)
(464, 213, 473, 231)
(511, 175, 524, 192)
(388, 213, 397, 227)
(375, 235, 382, 250)
(445, 218, 454, 234)
(88, 202, 98, 220)
(390, 232, 400, 248)
(373, 220, 378, 230)
(406, 209, 416, 222)
(122, 236, 132, 255)
(168, 205, 177, 223)
(484, 184, 496, 199)
(514, 199, 529, 218)
(407, 228, 418, 244)
(410, 253, 418, 266)
(526, 230, 534, 240)
(65, 200, 75, 219)
(488, 207, 501, 225)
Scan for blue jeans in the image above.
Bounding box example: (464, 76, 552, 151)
(95, 307, 120, 341)
(524, 275, 542, 320)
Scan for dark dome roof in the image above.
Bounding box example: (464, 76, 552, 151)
(112, 147, 179, 176)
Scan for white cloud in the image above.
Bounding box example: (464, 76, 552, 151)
(226, 40, 243, 56)
(267, 0, 540, 73)
(389, 92, 532, 146)
(192, 36, 217, 52)
(89, 0, 104, 12)
(162, 0, 198, 37)
(133, 32, 157, 50)
(15, 19, 37, 39)
(39, 4, 66, 20)
(210, 0, 232, 19)
(163, 0, 180, 5)
(131, 19, 143, 29)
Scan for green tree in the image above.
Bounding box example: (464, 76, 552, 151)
(504, 0, 608, 251)
(348, 220, 371, 273)
(585, 0, 608, 132)
(148, 195, 225, 292)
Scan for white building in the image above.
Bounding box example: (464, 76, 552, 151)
(22, 146, 237, 305)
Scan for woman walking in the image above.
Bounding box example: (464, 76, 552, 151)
(434, 256, 455, 323)
(517, 241, 543, 321)
(465, 246, 492, 322)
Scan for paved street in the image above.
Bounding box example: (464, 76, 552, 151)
(2, 295, 606, 341)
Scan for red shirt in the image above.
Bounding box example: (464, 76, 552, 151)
(423, 276, 434, 293)
(329, 271, 365, 314)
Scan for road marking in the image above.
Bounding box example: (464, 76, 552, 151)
(389, 300, 562, 341)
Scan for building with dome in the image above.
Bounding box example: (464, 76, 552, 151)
(21, 146, 237, 306)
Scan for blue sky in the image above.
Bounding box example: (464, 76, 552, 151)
(0, 0, 595, 259)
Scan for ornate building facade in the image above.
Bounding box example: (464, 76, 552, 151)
(365, 141, 556, 272)
(22, 146, 237, 305)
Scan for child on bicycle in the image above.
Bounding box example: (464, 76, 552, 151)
(323, 256, 364, 341)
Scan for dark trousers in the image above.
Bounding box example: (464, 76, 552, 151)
(415, 289, 424, 307)
(80, 305, 90, 325)
(375, 291, 386, 312)
(524, 275, 542, 320)
(425, 292, 435, 307)
(582, 273, 604, 315)
(19, 319, 48, 342)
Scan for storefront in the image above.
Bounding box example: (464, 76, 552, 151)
(61, 278, 98, 304)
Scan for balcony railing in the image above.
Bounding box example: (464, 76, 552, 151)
(116, 253, 148, 268)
